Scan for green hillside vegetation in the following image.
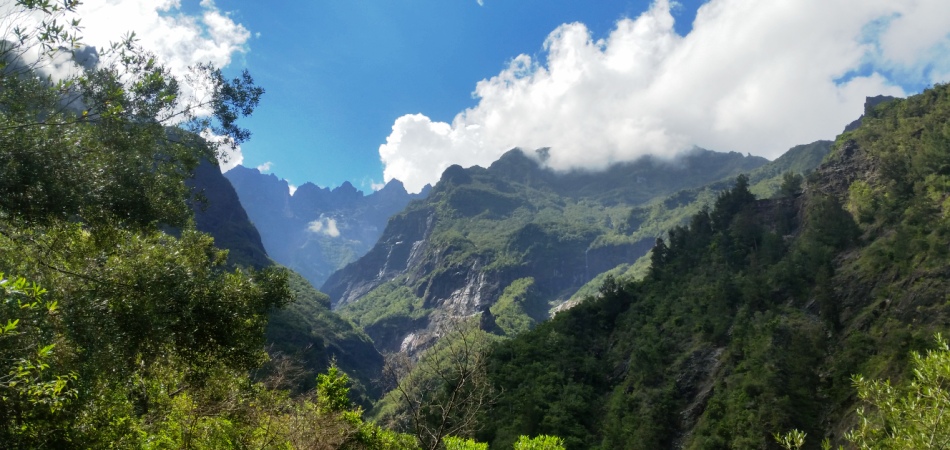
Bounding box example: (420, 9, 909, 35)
(0, 3, 407, 447)
(6, 3, 950, 448)
(475, 84, 950, 449)
(558, 141, 831, 309)
(331, 148, 771, 352)
(748, 140, 832, 198)
(616, 140, 830, 259)
(264, 270, 384, 405)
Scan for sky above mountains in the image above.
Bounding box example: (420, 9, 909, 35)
(73, 0, 950, 193)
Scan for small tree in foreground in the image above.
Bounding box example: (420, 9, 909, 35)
(383, 320, 495, 450)
(513, 434, 566, 450)
(776, 333, 950, 450)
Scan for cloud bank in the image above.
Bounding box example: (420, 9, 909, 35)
(77, 0, 252, 170)
(256, 161, 273, 173)
(77, 0, 250, 75)
(380, 0, 950, 193)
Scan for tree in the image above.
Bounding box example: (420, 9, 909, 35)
(513, 435, 567, 450)
(776, 333, 950, 450)
(0, 274, 76, 446)
(778, 171, 804, 198)
(444, 436, 488, 450)
(382, 320, 495, 450)
(0, 2, 262, 230)
(0, 1, 289, 446)
(846, 333, 950, 449)
(711, 174, 756, 232)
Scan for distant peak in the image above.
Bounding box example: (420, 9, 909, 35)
(439, 164, 472, 185)
(333, 181, 362, 196)
(293, 182, 328, 196)
(380, 179, 406, 192)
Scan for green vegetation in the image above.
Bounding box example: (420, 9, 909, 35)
(330, 147, 774, 353)
(480, 175, 844, 448)
(375, 320, 498, 449)
(444, 436, 489, 450)
(748, 140, 832, 198)
(265, 270, 383, 405)
(490, 277, 547, 336)
(514, 435, 567, 450)
(0, 2, 394, 447)
(476, 84, 950, 449)
(845, 333, 950, 449)
(6, 2, 950, 448)
(776, 333, 950, 450)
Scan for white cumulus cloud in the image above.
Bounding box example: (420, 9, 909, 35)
(75, 1, 253, 172)
(76, 0, 250, 77)
(381, 0, 950, 193)
(256, 161, 272, 172)
(308, 217, 341, 238)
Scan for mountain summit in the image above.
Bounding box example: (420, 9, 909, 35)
(322, 147, 772, 355)
(224, 167, 429, 287)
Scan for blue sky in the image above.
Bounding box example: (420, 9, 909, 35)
(73, 0, 950, 193)
(226, 0, 704, 191)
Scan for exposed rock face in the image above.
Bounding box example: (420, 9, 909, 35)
(323, 206, 437, 308)
(324, 148, 773, 356)
(808, 139, 877, 200)
(843, 95, 897, 133)
(224, 166, 429, 287)
(673, 346, 725, 448)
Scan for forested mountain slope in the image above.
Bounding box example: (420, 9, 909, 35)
(477, 84, 950, 449)
(560, 139, 832, 306)
(189, 160, 384, 404)
(322, 148, 769, 354)
(0, 4, 410, 444)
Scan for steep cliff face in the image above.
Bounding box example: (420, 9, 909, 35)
(326, 148, 779, 355)
(322, 206, 437, 308)
(189, 159, 270, 268)
(224, 166, 429, 287)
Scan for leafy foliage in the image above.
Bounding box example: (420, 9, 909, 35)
(477, 84, 950, 449)
(378, 320, 497, 450)
(265, 270, 383, 405)
(0, 2, 386, 447)
(329, 148, 771, 354)
(514, 435, 567, 450)
(846, 334, 950, 449)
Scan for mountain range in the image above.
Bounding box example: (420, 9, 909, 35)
(189, 84, 950, 449)
(224, 166, 429, 288)
(188, 161, 385, 405)
(472, 87, 950, 448)
(320, 146, 823, 356)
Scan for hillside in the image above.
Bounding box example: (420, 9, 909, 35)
(322, 148, 771, 354)
(188, 160, 384, 404)
(225, 166, 429, 288)
(475, 84, 950, 449)
(189, 159, 271, 268)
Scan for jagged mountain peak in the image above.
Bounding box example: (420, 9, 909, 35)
(324, 146, 786, 356)
(376, 178, 407, 194)
(224, 166, 429, 288)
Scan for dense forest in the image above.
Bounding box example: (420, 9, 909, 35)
(0, 2, 414, 448)
(475, 84, 950, 448)
(2, 2, 950, 449)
